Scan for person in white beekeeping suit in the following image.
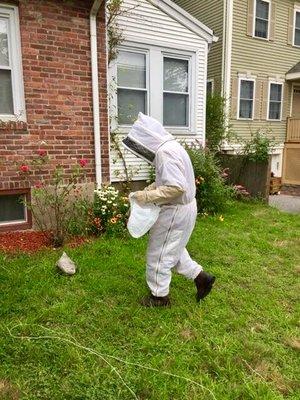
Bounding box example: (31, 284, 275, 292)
(123, 112, 216, 307)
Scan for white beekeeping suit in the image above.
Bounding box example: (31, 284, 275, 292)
(123, 113, 215, 307)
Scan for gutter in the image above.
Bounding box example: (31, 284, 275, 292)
(90, 0, 104, 188)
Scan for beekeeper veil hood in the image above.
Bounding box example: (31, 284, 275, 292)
(122, 113, 175, 164)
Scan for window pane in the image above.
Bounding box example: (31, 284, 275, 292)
(0, 18, 9, 66)
(240, 80, 254, 100)
(295, 29, 300, 46)
(256, 0, 269, 19)
(296, 12, 300, 29)
(269, 102, 281, 119)
(163, 93, 189, 126)
(255, 18, 268, 38)
(0, 194, 25, 223)
(239, 99, 253, 119)
(164, 58, 188, 92)
(270, 84, 282, 101)
(117, 51, 146, 89)
(0, 70, 14, 114)
(117, 88, 146, 125)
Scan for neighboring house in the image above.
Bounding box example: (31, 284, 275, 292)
(174, 0, 300, 186)
(0, 0, 109, 231)
(108, 0, 217, 182)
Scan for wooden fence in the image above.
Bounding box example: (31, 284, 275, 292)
(287, 118, 300, 142)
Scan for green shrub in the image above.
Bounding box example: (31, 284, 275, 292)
(186, 143, 233, 214)
(206, 93, 227, 152)
(242, 129, 275, 162)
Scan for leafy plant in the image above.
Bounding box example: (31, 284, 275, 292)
(206, 93, 228, 152)
(242, 129, 276, 163)
(19, 153, 90, 247)
(186, 142, 234, 214)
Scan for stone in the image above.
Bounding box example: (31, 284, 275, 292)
(56, 252, 76, 275)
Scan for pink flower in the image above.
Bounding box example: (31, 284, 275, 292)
(38, 149, 47, 157)
(79, 158, 88, 167)
(20, 164, 30, 173)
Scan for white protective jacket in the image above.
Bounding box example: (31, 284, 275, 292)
(123, 113, 202, 297)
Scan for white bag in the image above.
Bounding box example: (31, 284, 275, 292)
(127, 194, 160, 238)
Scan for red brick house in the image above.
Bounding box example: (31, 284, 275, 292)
(0, 0, 109, 231)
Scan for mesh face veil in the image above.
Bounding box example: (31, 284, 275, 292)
(122, 113, 175, 164)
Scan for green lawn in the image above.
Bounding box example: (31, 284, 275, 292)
(0, 202, 299, 400)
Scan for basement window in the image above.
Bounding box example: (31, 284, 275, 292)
(0, 190, 31, 231)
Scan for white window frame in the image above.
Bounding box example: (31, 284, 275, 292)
(253, 0, 270, 40)
(0, 4, 26, 122)
(206, 79, 214, 95)
(162, 53, 191, 130)
(293, 6, 300, 48)
(0, 193, 28, 226)
(111, 43, 196, 134)
(237, 77, 256, 120)
(267, 81, 283, 122)
(115, 48, 150, 126)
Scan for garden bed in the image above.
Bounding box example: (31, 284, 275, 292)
(0, 231, 89, 253)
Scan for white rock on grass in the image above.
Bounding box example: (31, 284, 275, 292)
(56, 252, 76, 275)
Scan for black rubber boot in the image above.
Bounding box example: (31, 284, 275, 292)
(140, 294, 171, 307)
(194, 271, 216, 302)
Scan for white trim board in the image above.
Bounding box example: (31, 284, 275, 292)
(147, 0, 218, 43)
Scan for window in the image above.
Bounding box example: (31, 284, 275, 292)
(254, 0, 270, 39)
(238, 79, 255, 119)
(294, 10, 300, 46)
(117, 50, 148, 125)
(206, 80, 214, 96)
(0, 190, 31, 231)
(115, 47, 194, 129)
(268, 83, 283, 120)
(0, 5, 25, 120)
(163, 57, 189, 127)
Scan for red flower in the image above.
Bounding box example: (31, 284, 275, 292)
(79, 158, 88, 167)
(38, 149, 47, 157)
(20, 164, 30, 173)
(35, 181, 43, 189)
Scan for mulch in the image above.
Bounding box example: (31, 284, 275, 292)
(0, 231, 89, 254)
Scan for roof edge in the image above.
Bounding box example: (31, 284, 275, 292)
(147, 0, 218, 43)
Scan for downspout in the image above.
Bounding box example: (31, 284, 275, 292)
(90, 0, 104, 188)
(224, 0, 233, 120)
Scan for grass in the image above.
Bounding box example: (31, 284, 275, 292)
(0, 201, 299, 400)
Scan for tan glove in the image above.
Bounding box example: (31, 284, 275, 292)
(132, 186, 184, 205)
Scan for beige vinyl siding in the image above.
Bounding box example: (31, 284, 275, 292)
(174, 0, 224, 92)
(109, 0, 209, 181)
(230, 0, 300, 142)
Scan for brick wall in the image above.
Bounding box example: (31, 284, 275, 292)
(0, 0, 109, 190)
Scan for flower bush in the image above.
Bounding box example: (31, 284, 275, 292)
(92, 185, 129, 236)
(18, 151, 91, 247)
(186, 142, 234, 214)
